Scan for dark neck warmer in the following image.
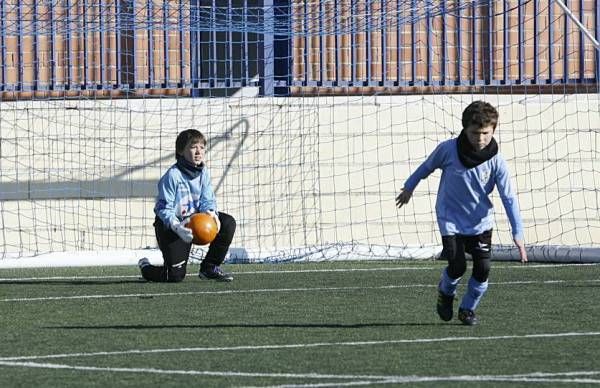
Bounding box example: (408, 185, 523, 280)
(456, 130, 498, 169)
(176, 154, 204, 179)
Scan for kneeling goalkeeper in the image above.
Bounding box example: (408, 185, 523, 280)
(138, 129, 236, 282)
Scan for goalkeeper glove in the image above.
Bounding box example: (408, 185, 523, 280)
(207, 210, 221, 232)
(172, 218, 193, 243)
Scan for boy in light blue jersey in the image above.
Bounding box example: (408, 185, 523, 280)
(138, 129, 236, 282)
(396, 101, 527, 325)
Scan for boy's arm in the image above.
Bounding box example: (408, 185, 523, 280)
(396, 143, 445, 208)
(156, 173, 194, 242)
(495, 156, 528, 262)
(155, 173, 180, 229)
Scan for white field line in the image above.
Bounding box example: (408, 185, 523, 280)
(1, 262, 598, 282)
(246, 376, 600, 388)
(243, 372, 600, 387)
(0, 267, 435, 282)
(0, 268, 429, 282)
(1, 331, 599, 362)
(0, 360, 599, 386)
(0, 284, 431, 302)
(0, 360, 389, 379)
(2, 278, 600, 303)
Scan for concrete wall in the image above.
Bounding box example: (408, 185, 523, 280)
(0, 93, 599, 259)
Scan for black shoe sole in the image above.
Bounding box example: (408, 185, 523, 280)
(199, 273, 233, 282)
(437, 307, 453, 321)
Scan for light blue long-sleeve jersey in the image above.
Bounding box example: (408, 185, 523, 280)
(154, 164, 218, 229)
(404, 138, 524, 240)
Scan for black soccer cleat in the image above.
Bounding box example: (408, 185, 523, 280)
(458, 308, 479, 326)
(138, 257, 151, 269)
(199, 264, 233, 282)
(436, 290, 454, 321)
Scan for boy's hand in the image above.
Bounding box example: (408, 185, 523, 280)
(395, 188, 413, 208)
(207, 210, 221, 232)
(172, 219, 193, 243)
(513, 238, 528, 263)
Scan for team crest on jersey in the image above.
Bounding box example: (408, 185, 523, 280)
(479, 169, 491, 184)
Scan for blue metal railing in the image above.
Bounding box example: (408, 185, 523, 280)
(286, 0, 600, 90)
(0, 0, 598, 97)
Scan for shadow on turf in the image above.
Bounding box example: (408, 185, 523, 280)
(44, 322, 449, 330)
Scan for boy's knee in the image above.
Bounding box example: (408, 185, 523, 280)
(441, 237, 466, 278)
(168, 270, 186, 282)
(447, 260, 467, 279)
(217, 213, 236, 242)
(220, 213, 236, 233)
(167, 260, 187, 282)
(472, 258, 491, 282)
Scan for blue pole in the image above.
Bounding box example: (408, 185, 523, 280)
(148, 0, 154, 88)
(49, 0, 55, 90)
(32, 0, 38, 90)
(396, 0, 402, 85)
(503, 0, 508, 83)
(99, 0, 105, 88)
(442, 0, 447, 85)
(262, 0, 274, 95)
(563, 0, 569, 83)
(190, 0, 198, 93)
(66, 0, 72, 89)
(320, 0, 325, 84)
(164, 0, 169, 87)
(244, 0, 249, 83)
(116, 0, 122, 87)
(382, 0, 387, 85)
(518, 0, 524, 83)
(211, 0, 217, 87)
(83, 0, 89, 89)
(351, 1, 356, 84)
(427, 0, 432, 85)
(488, 0, 493, 83)
(366, 0, 372, 84)
(457, 0, 462, 84)
(228, 0, 233, 87)
(534, 0, 539, 83)
(411, 0, 416, 85)
(579, 0, 584, 82)
(472, 0, 477, 84)
(335, 0, 341, 85)
(1, 1, 5, 90)
(133, 0, 140, 89)
(548, 0, 554, 82)
(179, 0, 184, 87)
(17, 0, 23, 90)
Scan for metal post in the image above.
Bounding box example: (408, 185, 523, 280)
(262, 0, 274, 95)
(554, 0, 600, 49)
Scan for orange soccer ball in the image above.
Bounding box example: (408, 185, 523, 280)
(187, 212, 218, 245)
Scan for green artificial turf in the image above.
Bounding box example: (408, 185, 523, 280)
(1, 261, 599, 387)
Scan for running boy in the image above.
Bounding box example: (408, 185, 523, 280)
(396, 101, 527, 325)
(138, 129, 236, 282)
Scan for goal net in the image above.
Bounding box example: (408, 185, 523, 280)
(0, 0, 598, 264)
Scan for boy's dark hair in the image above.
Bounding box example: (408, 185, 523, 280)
(462, 100, 499, 130)
(175, 129, 206, 156)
